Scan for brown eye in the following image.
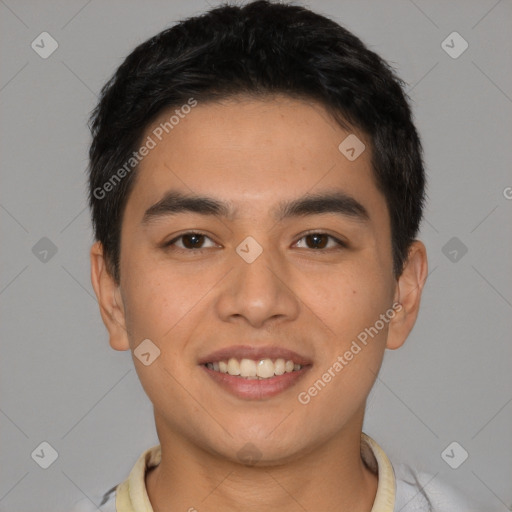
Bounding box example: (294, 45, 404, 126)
(295, 233, 345, 250)
(181, 233, 205, 249)
(165, 232, 217, 250)
(306, 234, 328, 249)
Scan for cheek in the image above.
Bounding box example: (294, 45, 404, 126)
(119, 260, 208, 406)
(302, 263, 393, 345)
(120, 249, 225, 349)
(295, 273, 391, 426)
(123, 272, 189, 342)
(119, 245, 181, 340)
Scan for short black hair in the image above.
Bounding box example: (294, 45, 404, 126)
(88, 0, 425, 283)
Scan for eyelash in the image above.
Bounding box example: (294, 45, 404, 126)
(163, 231, 347, 253)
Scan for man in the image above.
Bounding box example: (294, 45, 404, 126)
(77, 1, 473, 510)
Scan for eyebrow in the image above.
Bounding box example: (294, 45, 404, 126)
(142, 190, 369, 225)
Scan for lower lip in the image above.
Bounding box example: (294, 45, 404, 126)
(201, 365, 311, 400)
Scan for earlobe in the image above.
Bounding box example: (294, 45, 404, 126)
(386, 240, 428, 350)
(90, 241, 131, 351)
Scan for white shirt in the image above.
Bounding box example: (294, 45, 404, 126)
(71, 433, 477, 511)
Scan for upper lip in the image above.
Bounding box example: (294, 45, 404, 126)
(198, 345, 313, 366)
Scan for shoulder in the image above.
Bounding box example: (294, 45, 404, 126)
(394, 462, 485, 512)
(68, 484, 117, 512)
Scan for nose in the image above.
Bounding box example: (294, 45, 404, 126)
(215, 242, 300, 329)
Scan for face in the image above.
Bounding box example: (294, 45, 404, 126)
(93, 95, 417, 465)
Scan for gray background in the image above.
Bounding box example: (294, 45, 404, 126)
(1, 0, 511, 510)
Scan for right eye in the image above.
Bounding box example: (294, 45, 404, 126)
(164, 232, 219, 252)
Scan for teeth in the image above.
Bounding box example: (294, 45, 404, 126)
(227, 358, 240, 375)
(274, 358, 285, 375)
(206, 358, 304, 379)
(256, 359, 275, 378)
(240, 358, 257, 377)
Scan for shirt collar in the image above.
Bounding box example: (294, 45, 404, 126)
(116, 432, 396, 511)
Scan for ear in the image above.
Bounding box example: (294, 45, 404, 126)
(386, 240, 428, 350)
(90, 241, 130, 351)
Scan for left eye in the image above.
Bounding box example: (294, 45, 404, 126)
(294, 233, 345, 250)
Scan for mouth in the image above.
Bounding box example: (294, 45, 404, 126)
(198, 345, 312, 400)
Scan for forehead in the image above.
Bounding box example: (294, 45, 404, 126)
(127, 95, 384, 220)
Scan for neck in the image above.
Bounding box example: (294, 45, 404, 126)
(146, 413, 378, 512)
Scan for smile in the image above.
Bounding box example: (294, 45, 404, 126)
(204, 358, 303, 379)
